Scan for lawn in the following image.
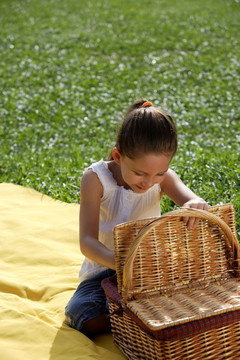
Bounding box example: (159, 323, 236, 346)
(0, 0, 239, 233)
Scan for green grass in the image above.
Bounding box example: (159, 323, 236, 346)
(0, 0, 239, 234)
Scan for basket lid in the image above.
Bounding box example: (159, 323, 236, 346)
(126, 278, 240, 332)
(114, 204, 239, 301)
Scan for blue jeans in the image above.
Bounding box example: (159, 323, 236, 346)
(65, 269, 116, 332)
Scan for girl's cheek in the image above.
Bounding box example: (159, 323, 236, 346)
(157, 176, 165, 184)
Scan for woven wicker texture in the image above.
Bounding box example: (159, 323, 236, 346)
(114, 204, 239, 301)
(105, 204, 240, 359)
(108, 299, 240, 360)
(108, 296, 240, 360)
(127, 279, 240, 330)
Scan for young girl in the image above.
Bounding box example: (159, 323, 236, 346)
(65, 98, 208, 336)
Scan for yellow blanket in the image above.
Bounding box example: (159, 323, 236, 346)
(0, 183, 125, 360)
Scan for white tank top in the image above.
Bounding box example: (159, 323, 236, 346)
(78, 159, 161, 281)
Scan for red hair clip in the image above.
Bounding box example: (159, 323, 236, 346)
(141, 101, 153, 108)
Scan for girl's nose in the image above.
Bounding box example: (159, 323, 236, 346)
(142, 177, 154, 188)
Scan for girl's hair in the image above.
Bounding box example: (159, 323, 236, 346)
(111, 98, 177, 159)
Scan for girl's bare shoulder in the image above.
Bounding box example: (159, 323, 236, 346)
(81, 168, 103, 197)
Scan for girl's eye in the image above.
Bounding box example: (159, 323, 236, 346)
(134, 172, 143, 176)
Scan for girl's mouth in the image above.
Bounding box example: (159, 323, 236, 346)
(136, 184, 148, 191)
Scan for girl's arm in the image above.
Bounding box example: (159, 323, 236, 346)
(79, 169, 116, 270)
(161, 169, 208, 229)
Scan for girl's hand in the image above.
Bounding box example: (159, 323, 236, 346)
(182, 198, 209, 230)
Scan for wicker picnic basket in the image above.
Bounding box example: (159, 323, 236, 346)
(102, 204, 240, 359)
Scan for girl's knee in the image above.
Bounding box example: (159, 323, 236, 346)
(65, 298, 84, 331)
(81, 313, 111, 337)
(65, 270, 115, 333)
(65, 308, 111, 336)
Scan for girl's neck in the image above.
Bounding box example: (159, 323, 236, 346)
(107, 161, 130, 190)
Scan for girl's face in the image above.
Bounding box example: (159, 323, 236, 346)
(112, 149, 172, 193)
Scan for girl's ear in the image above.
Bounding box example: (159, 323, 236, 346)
(112, 147, 121, 164)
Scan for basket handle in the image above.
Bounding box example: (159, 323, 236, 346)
(123, 208, 240, 290)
